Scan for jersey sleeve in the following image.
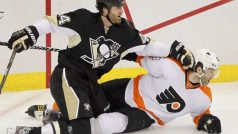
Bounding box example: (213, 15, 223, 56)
(126, 39, 171, 57)
(33, 9, 91, 36)
(191, 109, 211, 126)
(33, 9, 91, 48)
(34, 9, 89, 36)
(190, 86, 213, 126)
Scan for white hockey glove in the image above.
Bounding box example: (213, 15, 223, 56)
(8, 26, 39, 53)
(168, 40, 195, 69)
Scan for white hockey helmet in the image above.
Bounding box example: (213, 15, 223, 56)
(194, 49, 220, 78)
(194, 49, 220, 70)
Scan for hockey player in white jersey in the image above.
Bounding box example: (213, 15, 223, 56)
(91, 48, 221, 134)
(19, 47, 221, 134)
(121, 48, 221, 133)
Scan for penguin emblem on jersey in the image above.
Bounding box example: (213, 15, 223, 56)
(156, 86, 185, 113)
(81, 36, 121, 68)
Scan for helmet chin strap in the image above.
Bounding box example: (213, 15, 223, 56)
(196, 72, 205, 86)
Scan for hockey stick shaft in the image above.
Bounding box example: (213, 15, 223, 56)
(0, 42, 62, 52)
(0, 46, 20, 94)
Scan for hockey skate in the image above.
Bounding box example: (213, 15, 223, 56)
(25, 105, 61, 124)
(7, 126, 34, 134)
(25, 105, 47, 118)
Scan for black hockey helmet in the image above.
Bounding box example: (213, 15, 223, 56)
(96, 0, 126, 13)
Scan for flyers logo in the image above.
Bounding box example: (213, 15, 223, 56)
(156, 86, 185, 113)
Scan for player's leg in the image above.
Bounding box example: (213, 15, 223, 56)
(101, 78, 131, 111)
(117, 107, 155, 133)
(87, 80, 111, 117)
(9, 103, 153, 134)
(8, 65, 95, 134)
(90, 78, 154, 133)
(93, 107, 155, 134)
(47, 65, 100, 131)
(25, 78, 131, 120)
(50, 65, 94, 120)
(8, 112, 126, 134)
(7, 118, 89, 134)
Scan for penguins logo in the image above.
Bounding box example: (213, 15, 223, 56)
(156, 86, 185, 113)
(81, 36, 121, 68)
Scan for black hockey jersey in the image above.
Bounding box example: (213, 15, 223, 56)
(35, 9, 148, 81)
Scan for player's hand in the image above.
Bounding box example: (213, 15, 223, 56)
(197, 114, 221, 133)
(8, 26, 39, 53)
(168, 40, 195, 69)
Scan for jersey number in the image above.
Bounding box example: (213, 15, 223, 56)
(58, 15, 71, 25)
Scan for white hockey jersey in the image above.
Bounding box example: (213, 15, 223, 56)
(125, 57, 212, 126)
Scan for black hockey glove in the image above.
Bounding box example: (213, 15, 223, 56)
(168, 40, 195, 69)
(8, 26, 39, 53)
(197, 114, 221, 133)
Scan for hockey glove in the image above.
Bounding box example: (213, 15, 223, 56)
(197, 114, 221, 133)
(168, 40, 195, 69)
(8, 26, 39, 53)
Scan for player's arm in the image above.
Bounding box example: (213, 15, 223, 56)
(192, 109, 221, 133)
(33, 15, 78, 36)
(191, 86, 221, 133)
(125, 38, 195, 70)
(6, 9, 87, 52)
(6, 16, 76, 53)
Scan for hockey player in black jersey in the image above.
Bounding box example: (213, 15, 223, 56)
(6, 0, 194, 134)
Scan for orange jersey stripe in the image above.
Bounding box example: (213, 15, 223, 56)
(199, 86, 212, 102)
(133, 75, 165, 125)
(193, 109, 211, 126)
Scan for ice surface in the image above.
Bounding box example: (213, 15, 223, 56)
(0, 82, 237, 134)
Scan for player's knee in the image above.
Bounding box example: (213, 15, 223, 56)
(70, 118, 91, 134)
(97, 112, 128, 134)
(119, 108, 155, 133)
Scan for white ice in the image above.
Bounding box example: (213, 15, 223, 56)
(0, 82, 238, 134)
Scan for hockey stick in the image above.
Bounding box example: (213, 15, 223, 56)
(0, 45, 21, 94)
(0, 42, 62, 52)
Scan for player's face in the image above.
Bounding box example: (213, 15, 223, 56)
(201, 68, 220, 85)
(108, 6, 124, 24)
